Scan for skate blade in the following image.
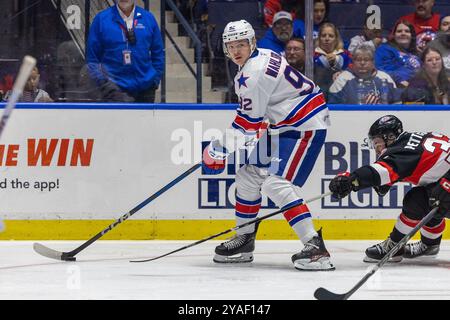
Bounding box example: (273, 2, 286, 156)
(213, 252, 253, 264)
(293, 257, 335, 271)
(363, 255, 403, 263)
(403, 252, 439, 259)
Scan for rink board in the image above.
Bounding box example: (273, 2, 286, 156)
(0, 103, 449, 240)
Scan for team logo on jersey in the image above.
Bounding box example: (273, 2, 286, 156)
(237, 74, 249, 88)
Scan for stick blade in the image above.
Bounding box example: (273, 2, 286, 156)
(314, 287, 348, 300)
(33, 243, 76, 261)
(130, 256, 160, 263)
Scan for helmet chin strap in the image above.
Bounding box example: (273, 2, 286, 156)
(384, 132, 398, 146)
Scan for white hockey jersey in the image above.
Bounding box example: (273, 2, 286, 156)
(213, 48, 330, 157)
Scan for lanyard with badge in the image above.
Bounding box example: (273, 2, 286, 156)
(119, 19, 137, 65)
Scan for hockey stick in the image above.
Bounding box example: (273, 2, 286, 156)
(0, 55, 37, 138)
(33, 163, 201, 261)
(0, 56, 36, 234)
(130, 191, 332, 263)
(314, 206, 439, 300)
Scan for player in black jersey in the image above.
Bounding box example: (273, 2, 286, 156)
(329, 115, 450, 262)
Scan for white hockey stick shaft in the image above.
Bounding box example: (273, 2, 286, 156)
(0, 55, 37, 138)
(0, 55, 36, 233)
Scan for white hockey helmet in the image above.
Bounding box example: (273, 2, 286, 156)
(222, 20, 256, 58)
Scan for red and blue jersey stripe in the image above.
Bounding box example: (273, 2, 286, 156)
(269, 92, 327, 130)
(232, 110, 264, 133)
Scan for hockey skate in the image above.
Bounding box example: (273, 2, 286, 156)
(403, 240, 440, 259)
(364, 237, 404, 263)
(291, 229, 335, 271)
(213, 222, 260, 263)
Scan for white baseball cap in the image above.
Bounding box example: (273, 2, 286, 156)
(273, 11, 293, 25)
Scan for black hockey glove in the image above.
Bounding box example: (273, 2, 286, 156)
(374, 185, 391, 197)
(429, 178, 450, 219)
(100, 81, 134, 102)
(329, 172, 359, 199)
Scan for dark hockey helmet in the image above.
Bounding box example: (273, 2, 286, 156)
(368, 115, 403, 146)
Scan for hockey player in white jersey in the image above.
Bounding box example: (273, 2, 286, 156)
(202, 20, 334, 271)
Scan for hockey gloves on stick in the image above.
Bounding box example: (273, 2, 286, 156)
(202, 144, 226, 175)
(429, 178, 450, 219)
(329, 172, 359, 199)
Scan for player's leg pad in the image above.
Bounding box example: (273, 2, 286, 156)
(364, 237, 404, 263)
(403, 240, 440, 259)
(291, 229, 335, 271)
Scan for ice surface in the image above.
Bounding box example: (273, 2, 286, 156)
(1, 240, 449, 300)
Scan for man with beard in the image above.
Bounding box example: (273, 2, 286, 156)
(257, 11, 294, 55)
(328, 45, 398, 104)
(285, 38, 306, 73)
(397, 0, 441, 52)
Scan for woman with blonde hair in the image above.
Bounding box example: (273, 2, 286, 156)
(314, 22, 351, 96)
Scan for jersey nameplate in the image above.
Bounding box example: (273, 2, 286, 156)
(265, 52, 282, 78)
(404, 132, 426, 150)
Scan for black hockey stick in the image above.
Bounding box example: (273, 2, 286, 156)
(130, 191, 332, 263)
(33, 163, 201, 261)
(314, 206, 439, 300)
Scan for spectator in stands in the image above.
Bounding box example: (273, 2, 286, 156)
(257, 11, 293, 55)
(0, 74, 13, 102)
(375, 20, 421, 88)
(264, 0, 329, 39)
(87, 0, 164, 102)
(3, 66, 53, 103)
(440, 14, 450, 32)
(428, 15, 450, 79)
(286, 38, 305, 73)
(294, 0, 329, 39)
(328, 45, 398, 105)
(402, 47, 449, 104)
(314, 22, 352, 96)
(264, 0, 301, 27)
(348, 20, 386, 54)
(397, 0, 441, 53)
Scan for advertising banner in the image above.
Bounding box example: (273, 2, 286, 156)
(1, 104, 449, 239)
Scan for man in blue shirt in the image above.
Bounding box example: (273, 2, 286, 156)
(87, 0, 164, 102)
(257, 11, 293, 55)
